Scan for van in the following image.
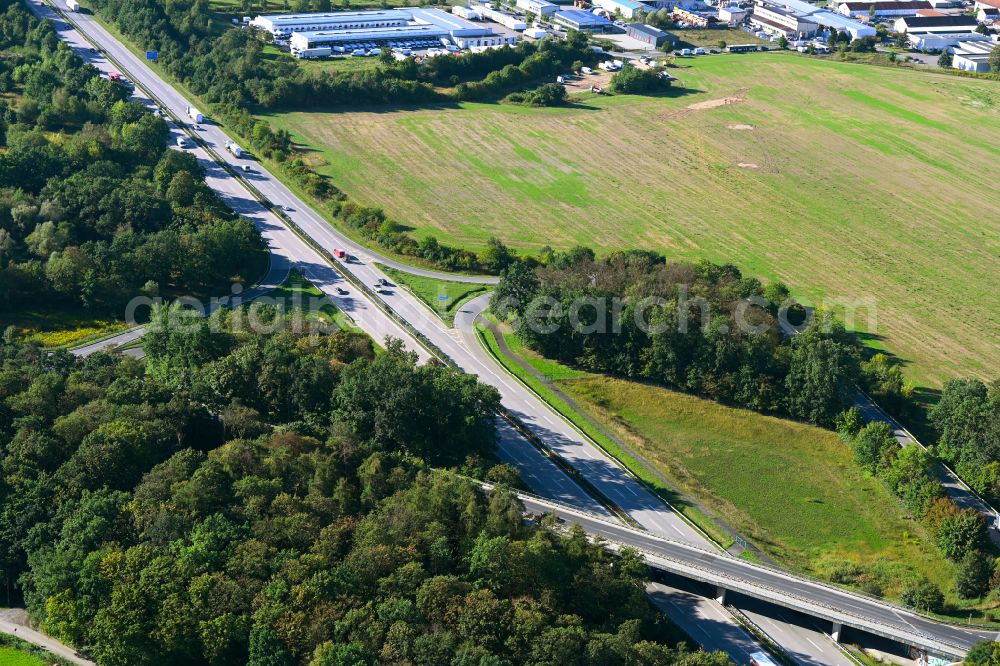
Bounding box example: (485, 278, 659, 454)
(693, 47, 706, 55)
(176, 136, 187, 148)
(680, 48, 692, 56)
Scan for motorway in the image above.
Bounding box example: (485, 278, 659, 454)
(853, 391, 1000, 548)
(28, 3, 948, 664)
(516, 492, 995, 661)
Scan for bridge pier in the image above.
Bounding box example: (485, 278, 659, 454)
(715, 586, 727, 604)
(831, 622, 842, 643)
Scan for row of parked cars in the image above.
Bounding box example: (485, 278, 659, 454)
(334, 38, 444, 56)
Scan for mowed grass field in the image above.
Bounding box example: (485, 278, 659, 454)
(265, 53, 1000, 388)
(563, 376, 968, 599)
(0, 646, 46, 666)
(491, 329, 957, 597)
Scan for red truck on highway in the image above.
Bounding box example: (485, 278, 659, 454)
(333, 248, 347, 260)
(107, 72, 122, 81)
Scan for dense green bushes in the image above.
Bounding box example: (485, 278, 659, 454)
(931, 379, 1000, 502)
(839, 414, 991, 601)
(610, 66, 672, 95)
(0, 0, 263, 315)
(0, 319, 730, 665)
(504, 82, 567, 107)
(495, 248, 862, 426)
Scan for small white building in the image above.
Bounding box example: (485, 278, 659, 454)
(516, 0, 558, 14)
(593, 0, 652, 19)
(908, 30, 992, 50)
(452, 6, 480, 19)
(718, 4, 748, 23)
(952, 40, 995, 71)
(978, 7, 999, 21)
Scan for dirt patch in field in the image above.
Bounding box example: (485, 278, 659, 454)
(728, 123, 755, 130)
(737, 162, 760, 169)
(687, 96, 744, 111)
(660, 87, 749, 120)
(565, 71, 614, 94)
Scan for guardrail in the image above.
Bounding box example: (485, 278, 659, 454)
(472, 322, 729, 551)
(514, 491, 975, 658)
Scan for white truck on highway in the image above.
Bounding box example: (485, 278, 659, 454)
(225, 141, 243, 158)
(66, 0, 80, 11)
(186, 106, 204, 123)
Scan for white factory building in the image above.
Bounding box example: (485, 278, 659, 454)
(908, 30, 992, 50)
(516, 0, 559, 15)
(593, 0, 652, 19)
(836, 0, 932, 17)
(952, 40, 996, 72)
(751, 0, 874, 39)
(893, 13, 979, 32)
(252, 8, 516, 55)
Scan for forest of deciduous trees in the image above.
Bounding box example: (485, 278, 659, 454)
(494, 248, 870, 427)
(0, 309, 732, 666)
(0, 1, 263, 314)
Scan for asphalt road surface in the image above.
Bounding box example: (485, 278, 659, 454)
(35, 4, 876, 662)
(519, 493, 994, 660)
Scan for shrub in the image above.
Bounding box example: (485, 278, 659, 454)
(899, 580, 944, 613)
(610, 66, 672, 95)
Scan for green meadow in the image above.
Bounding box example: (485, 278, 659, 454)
(265, 53, 1000, 389)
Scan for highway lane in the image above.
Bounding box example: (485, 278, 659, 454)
(61, 0, 710, 546)
(37, 5, 863, 663)
(517, 492, 992, 660)
(853, 390, 1000, 548)
(33, 0, 618, 517)
(459, 295, 857, 666)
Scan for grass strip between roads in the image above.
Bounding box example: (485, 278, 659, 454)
(475, 320, 736, 551)
(377, 264, 488, 326)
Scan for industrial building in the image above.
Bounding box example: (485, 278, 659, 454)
(476, 6, 528, 30)
(718, 4, 749, 23)
(908, 30, 993, 49)
(750, 1, 819, 37)
(893, 13, 978, 32)
(952, 40, 996, 71)
(836, 0, 932, 17)
(750, 0, 874, 39)
(516, 0, 559, 15)
(626, 22, 676, 46)
(978, 7, 999, 21)
(269, 8, 515, 55)
(594, 0, 652, 18)
(775, 0, 875, 38)
(252, 10, 410, 38)
(672, 6, 714, 26)
(553, 8, 615, 29)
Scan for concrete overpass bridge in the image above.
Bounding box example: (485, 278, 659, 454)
(512, 490, 993, 662)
